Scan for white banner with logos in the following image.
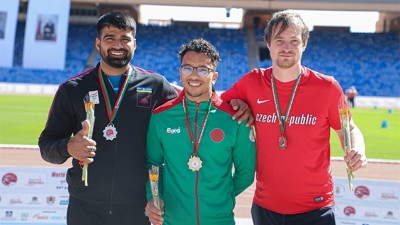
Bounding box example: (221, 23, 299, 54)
(0, 0, 19, 68)
(22, 0, 70, 70)
(1, 167, 399, 225)
(334, 177, 400, 225)
(0, 167, 68, 224)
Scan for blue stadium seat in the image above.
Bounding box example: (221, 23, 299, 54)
(1, 23, 398, 97)
(257, 29, 400, 97)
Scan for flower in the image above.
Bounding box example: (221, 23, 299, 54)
(339, 97, 355, 191)
(81, 96, 95, 186)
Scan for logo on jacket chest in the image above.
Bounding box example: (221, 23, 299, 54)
(210, 128, 224, 142)
(167, 127, 181, 134)
(256, 113, 318, 126)
(137, 87, 152, 108)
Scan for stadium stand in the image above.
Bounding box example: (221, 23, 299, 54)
(0, 23, 96, 84)
(133, 24, 249, 91)
(1, 22, 399, 96)
(257, 29, 400, 97)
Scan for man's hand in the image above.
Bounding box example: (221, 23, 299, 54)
(171, 82, 183, 94)
(229, 99, 254, 127)
(145, 199, 164, 225)
(344, 149, 367, 172)
(67, 120, 97, 163)
(336, 119, 367, 172)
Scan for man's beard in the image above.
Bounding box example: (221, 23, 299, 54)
(186, 89, 203, 98)
(100, 49, 133, 68)
(276, 57, 296, 69)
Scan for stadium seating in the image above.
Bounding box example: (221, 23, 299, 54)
(132, 24, 249, 91)
(0, 23, 96, 84)
(257, 29, 400, 97)
(1, 23, 399, 97)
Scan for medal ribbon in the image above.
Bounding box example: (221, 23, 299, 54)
(183, 96, 212, 155)
(271, 73, 301, 134)
(98, 67, 132, 124)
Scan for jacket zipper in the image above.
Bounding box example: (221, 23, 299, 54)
(105, 74, 124, 216)
(195, 171, 200, 225)
(194, 103, 200, 225)
(108, 125, 119, 215)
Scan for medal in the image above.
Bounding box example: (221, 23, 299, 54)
(278, 134, 287, 150)
(183, 96, 212, 172)
(188, 155, 203, 172)
(271, 72, 302, 150)
(98, 67, 132, 141)
(103, 124, 118, 141)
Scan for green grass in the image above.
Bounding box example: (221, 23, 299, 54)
(0, 95, 54, 145)
(330, 108, 400, 160)
(0, 95, 399, 160)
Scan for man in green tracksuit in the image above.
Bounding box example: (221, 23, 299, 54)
(145, 38, 256, 225)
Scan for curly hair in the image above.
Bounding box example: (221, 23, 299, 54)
(178, 38, 222, 68)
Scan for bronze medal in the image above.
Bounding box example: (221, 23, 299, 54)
(271, 72, 302, 151)
(278, 134, 287, 150)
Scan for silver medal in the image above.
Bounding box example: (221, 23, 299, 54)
(103, 124, 118, 141)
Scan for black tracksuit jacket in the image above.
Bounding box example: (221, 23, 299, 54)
(39, 63, 177, 222)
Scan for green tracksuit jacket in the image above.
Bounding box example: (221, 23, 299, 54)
(146, 91, 256, 225)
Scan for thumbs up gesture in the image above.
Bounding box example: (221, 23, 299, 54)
(67, 120, 97, 163)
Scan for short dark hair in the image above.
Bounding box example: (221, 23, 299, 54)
(96, 11, 137, 38)
(264, 10, 309, 45)
(178, 38, 221, 68)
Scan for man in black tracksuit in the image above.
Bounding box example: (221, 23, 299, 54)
(38, 11, 177, 225)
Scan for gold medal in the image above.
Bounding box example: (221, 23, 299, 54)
(103, 124, 118, 141)
(183, 97, 211, 173)
(188, 155, 202, 172)
(278, 134, 287, 150)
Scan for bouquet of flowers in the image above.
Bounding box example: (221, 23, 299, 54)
(81, 93, 95, 186)
(339, 96, 355, 191)
(148, 165, 161, 210)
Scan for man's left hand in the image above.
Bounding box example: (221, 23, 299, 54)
(344, 149, 367, 172)
(229, 99, 254, 127)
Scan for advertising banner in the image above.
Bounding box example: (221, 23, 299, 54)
(22, 0, 70, 70)
(1, 167, 399, 225)
(334, 177, 400, 225)
(0, 167, 68, 224)
(0, 0, 19, 68)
